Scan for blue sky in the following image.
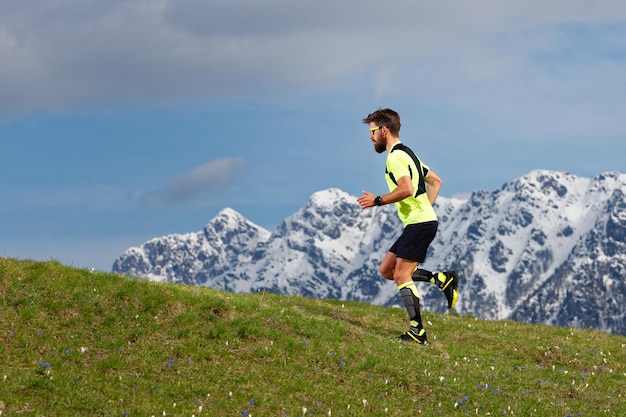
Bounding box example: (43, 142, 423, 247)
(2, 1, 625, 271)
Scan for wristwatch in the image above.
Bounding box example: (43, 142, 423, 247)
(374, 195, 383, 206)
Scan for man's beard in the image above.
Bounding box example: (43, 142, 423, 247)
(374, 142, 386, 153)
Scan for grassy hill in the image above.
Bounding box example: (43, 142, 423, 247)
(1, 257, 624, 416)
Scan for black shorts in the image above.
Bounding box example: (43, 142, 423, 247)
(389, 221, 438, 263)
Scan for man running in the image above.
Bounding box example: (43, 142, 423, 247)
(357, 108, 458, 344)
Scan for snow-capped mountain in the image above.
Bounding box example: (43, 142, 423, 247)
(113, 170, 626, 335)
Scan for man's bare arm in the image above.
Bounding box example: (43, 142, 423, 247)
(424, 170, 442, 205)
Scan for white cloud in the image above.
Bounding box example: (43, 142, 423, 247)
(140, 157, 247, 204)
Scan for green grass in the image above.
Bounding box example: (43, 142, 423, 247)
(1, 257, 624, 416)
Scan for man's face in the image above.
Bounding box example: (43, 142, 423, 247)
(369, 123, 386, 153)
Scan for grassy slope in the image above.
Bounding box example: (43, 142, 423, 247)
(0, 257, 624, 416)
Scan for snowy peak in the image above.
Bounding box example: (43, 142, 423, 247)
(204, 207, 270, 239)
(205, 207, 248, 231)
(306, 188, 352, 209)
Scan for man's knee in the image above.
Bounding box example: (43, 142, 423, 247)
(379, 264, 394, 280)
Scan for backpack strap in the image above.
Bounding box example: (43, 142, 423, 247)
(386, 144, 428, 198)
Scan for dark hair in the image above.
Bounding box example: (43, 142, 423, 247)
(362, 108, 401, 136)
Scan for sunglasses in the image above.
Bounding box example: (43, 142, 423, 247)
(369, 126, 383, 134)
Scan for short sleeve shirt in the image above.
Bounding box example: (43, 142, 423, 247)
(385, 142, 438, 226)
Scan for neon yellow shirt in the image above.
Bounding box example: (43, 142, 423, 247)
(385, 142, 438, 226)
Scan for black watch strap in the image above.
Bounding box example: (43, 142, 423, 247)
(374, 195, 383, 206)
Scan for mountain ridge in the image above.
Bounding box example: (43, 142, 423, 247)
(113, 169, 626, 335)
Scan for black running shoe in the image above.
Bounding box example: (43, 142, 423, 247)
(439, 271, 459, 309)
(399, 328, 428, 344)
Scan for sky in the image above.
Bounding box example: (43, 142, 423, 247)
(1, 1, 625, 272)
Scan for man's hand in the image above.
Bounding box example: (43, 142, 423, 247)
(357, 191, 376, 209)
